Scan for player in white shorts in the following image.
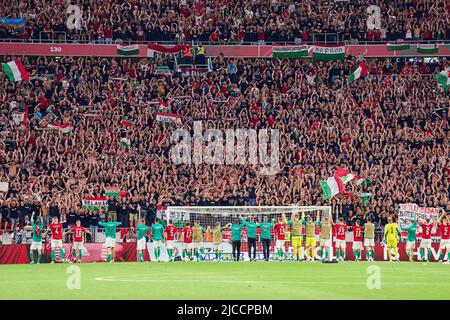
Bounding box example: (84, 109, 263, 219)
(29, 213, 44, 264)
(136, 219, 151, 262)
(438, 213, 450, 264)
(335, 218, 347, 261)
(64, 220, 92, 263)
(363, 218, 376, 261)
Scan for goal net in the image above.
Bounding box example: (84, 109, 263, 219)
(160, 206, 333, 262)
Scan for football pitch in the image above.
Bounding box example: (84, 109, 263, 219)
(1, 261, 449, 300)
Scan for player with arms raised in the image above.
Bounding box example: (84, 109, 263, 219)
(437, 212, 450, 264)
(136, 219, 151, 262)
(98, 217, 122, 262)
(65, 219, 92, 263)
(304, 212, 320, 261)
(364, 218, 376, 261)
(29, 212, 44, 264)
(181, 221, 194, 261)
(384, 215, 401, 262)
(45, 216, 64, 263)
(164, 219, 178, 262)
(418, 216, 435, 262)
(274, 214, 287, 261)
(240, 216, 258, 261)
(192, 220, 206, 261)
(399, 213, 418, 262)
(258, 216, 274, 261)
(351, 220, 364, 261)
(335, 217, 347, 261)
(150, 217, 164, 262)
(287, 211, 305, 261)
(211, 222, 231, 261)
(318, 215, 333, 261)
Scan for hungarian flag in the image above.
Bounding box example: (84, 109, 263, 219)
(104, 186, 121, 196)
(334, 167, 354, 185)
(117, 44, 140, 56)
(320, 176, 346, 200)
(358, 192, 373, 205)
(158, 100, 170, 111)
(148, 43, 185, 58)
(48, 122, 72, 133)
(312, 44, 345, 61)
(82, 197, 108, 211)
(348, 62, 367, 83)
(387, 42, 410, 51)
(435, 68, 449, 92)
(356, 177, 373, 187)
(156, 112, 182, 124)
(120, 137, 131, 148)
(155, 66, 171, 75)
(119, 117, 134, 127)
(272, 45, 308, 59)
(417, 43, 439, 54)
(2, 59, 30, 82)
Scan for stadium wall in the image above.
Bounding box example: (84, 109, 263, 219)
(0, 243, 149, 264)
(0, 242, 445, 264)
(0, 43, 449, 58)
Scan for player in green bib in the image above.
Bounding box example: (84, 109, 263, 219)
(230, 219, 244, 261)
(258, 216, 275, 261)
(30, 212, 44, 264)
(137, 219, 151, 262)
(151, 218, 165, 262)
(400, 213, 418, 262)
(240, 216, 258, 261)
(99, 217, 122, 262)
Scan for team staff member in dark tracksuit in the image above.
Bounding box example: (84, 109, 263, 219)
(230, 219, 244, 261)
(258, 216, 274, 261)
(240, 216, 258, 261)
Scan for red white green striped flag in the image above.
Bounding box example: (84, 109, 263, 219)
(119, 117, 134, 127)
(435, 68, 449, 92)
(320, 176, 346, 200)
(2, 59, 30, 82)
(312, 44, 345, 61)
(120, 137, 131, 148)
(272, 45, 308, 58)
(348, 62, 367, 83)
(147, 43, 185, 58)
(82, 197, 108, 211)
(356, 177, 373, 187)
(387, 42, 410, 51)
(335, 167, 355, 185)
(156, 112, 182, 124)
(117, 44, 140, 56)
(417, 43, 439, 54)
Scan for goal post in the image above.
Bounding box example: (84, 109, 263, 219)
(164, 206, 334, 262)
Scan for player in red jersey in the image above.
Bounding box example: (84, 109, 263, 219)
(335, 217, 347, 261)
(181, 222, 193, 261)
(274, 214, 287, 261)
(437, 212, 450, 264)
(164, 219, 178, 262)
(44, 216, 64, 263)
(64, 220, 92, 263)
(418, 216, 435, 262)
(351, 220, 364, 261)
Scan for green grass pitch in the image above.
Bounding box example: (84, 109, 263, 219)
(1, 261, 449, 299)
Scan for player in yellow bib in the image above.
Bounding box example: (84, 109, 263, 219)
(286, 211, 306, 261)
(383, 216, 401, 262)
(304, 212, 320, 261)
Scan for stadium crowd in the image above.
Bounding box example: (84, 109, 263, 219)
(0, 51, 448, 237)
(0, 0, 449, 43)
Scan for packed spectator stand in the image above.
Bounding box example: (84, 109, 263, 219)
(0, 0, 449, 43)
(0, 0, 449, 244)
